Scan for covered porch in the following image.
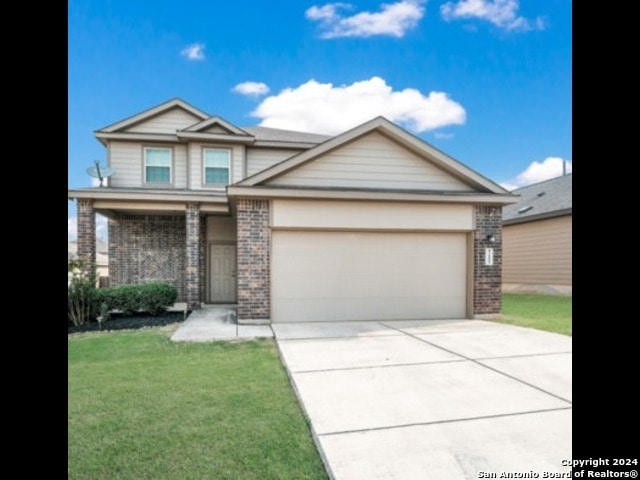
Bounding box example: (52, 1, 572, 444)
(68, 188, 233, 310)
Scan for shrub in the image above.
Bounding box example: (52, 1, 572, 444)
(68, 258, 97, 326)
(94, 282, 178, 316)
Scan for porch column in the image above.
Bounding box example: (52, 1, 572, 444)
(473, 205, 502, 316)
(236, 198, 271, 324)
(186, 203, 201, 310)
(76, 199, 96, 275)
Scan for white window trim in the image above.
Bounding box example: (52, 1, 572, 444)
(143, 146, 173, 185)
(202, 148, 231, 187)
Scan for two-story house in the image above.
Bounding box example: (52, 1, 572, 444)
(68, 98, 516, 324)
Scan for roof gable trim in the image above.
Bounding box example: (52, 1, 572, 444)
(236, 116, 510, 195)
(98, 98, 209, 133)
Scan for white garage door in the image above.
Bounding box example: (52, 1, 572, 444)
(272, 231, 468, 322)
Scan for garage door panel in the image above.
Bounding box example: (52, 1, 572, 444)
(272, 232, 467, 322)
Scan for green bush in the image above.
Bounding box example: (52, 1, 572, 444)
(94, 282, 177, 316)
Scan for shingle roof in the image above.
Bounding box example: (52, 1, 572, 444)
(241, 126, 331, 144)
(503, 174, 572, 224)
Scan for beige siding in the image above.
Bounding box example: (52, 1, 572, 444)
(206, 216, 237, 242)
(232, 145, 244, 184)
(108, 141, 187, 188)
(272, 200, 473, 231)
(204, 125, 231, 134)
(268, 131, 474, 191)
(503, 215, 572, 286)
(126, 107, 201, 134)
(109, 141, 141, 187)
(173, 144, 188, 188)
(189, 143, 245, 189)
(246, 148, 301, 177)
(272, 231, 467, 322)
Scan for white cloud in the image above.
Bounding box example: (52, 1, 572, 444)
(440, 0, 544, 32)
(434, 131, 454, 139)
(501, 157, 572, 190)
(306, 1, 426, 38)
(232, 81, 270, 97)
(250, 76, 465, 135)
(180, 43, 206, 61)
(68, 217, 78, 241)
(67, 214, 109, 241)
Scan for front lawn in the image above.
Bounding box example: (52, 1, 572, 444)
(68, 330, 328, 479)
(498, 293, 572, 336)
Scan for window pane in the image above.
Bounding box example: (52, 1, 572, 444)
(204, 149, 229, 168)
(146, 166, 170, 183)
(205, 167, 229, 184)
(204, 149, 230, 184)
(146, 148, 171, 167)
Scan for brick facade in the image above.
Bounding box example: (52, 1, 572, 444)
(108, 215, 188, 301)
(185, 203, 201, 310)
(473, 205, 503, 315)
(76, 199, 96, 273)
(236, 199, 271, 323)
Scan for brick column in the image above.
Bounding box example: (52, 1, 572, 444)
(77, 199, 96, 274)
(236, 199, 271, 324)
(473, 205, 503, 316)
(186, 203, 201, 310)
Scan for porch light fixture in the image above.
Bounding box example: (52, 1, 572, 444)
(485, 234, 496, 243)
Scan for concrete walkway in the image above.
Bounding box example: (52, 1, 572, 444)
(273, 319, 572, 480)
(170, 306, 273, 342)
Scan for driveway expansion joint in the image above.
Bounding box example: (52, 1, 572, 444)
(379, 322, 573, 405)
(317, 406, 573, 437)
(292, 358, 469, 374)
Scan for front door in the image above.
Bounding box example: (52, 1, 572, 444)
(209, 244, 237, 303)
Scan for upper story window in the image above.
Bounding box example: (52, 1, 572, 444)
(144, 147, 172, 184)
(203, 148, 231, 186)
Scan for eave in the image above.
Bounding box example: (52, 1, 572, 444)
(503, 208, 572, 226)
(68, 187, 229, 203)
(227, 185, 518, 205)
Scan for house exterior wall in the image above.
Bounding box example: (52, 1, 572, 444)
(77, 199, 96, 270)
(236, 199, 271, 323)
(272, 199, 473, 230)
(108, 215, 187, 301)
(126, 107, 202, 134)
(268, 131, 474, 191)
(245, 147, 302, 177)
(188, 142, 245, 189)
(185, 204, 201, 309)
(108, 141, 188, 188)
(206, 215, 237, 241)
(473, 206, 502, 315)
(503, 215, 572, 286)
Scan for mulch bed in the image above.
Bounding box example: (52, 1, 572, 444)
(68, 311, 189, 334)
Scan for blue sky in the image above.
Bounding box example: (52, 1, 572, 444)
(68, 0, 571, 239)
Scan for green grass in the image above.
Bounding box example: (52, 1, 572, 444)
(68, 330, 328, 480)
(498, 293, 572, 336)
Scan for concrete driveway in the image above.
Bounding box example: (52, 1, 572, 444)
(273, 319, 572, 480)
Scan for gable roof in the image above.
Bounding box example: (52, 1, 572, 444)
(181, 116, 250, 135)
(242, 126, 331, 145)
(97, 98, 209, 133)
(503, 174, 572, 225)
(94, 98, 331, 148)
(236, 116, 510, 194)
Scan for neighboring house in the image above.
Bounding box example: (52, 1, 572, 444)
(68, 98, 516, 323)
(502, 174, 572, 295)
(68, 238, 109, 280)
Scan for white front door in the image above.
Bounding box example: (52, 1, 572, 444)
(209, 244, 237, 303)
